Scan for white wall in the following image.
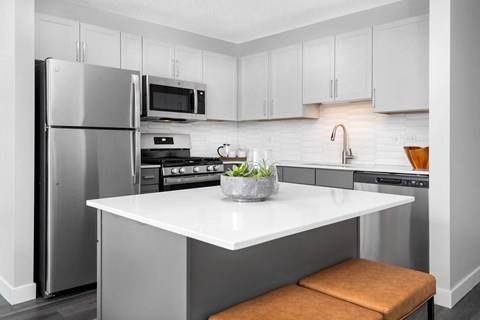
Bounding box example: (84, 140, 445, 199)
(0, 0, 37, 305)
(430, 0, 480, 308)
(141, 103, 428, 166)
(429, 0, 452, 306)
(35, 0, 238, 56)
(450, 0, 480, 305)
(238, 103, 428, 166)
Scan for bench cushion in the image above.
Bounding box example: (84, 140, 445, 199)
(209, 284, 383, 320)
(299, 259, 436, 320)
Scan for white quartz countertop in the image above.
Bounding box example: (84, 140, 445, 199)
(277, 161, 429, 175)
(87, 183, 414, 250)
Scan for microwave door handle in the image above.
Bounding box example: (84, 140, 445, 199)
(193, 89, 198, 114)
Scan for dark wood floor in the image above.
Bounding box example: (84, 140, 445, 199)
(1, 284, 480, 319)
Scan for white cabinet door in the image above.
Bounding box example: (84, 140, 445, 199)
(35, 14, 80, 62)
(175, 45, 203, 82)
(80, 23, 120, 68)
(270, 44, 303, 119)
(120, 33, 142, 72)
(240, 52, 269, 121)
(203, 51, 237, 121)
(373, 15, 429, 113)
(335, 28, 372, 102)
(303, 37, 335, 104)
(142, 38, 175, 78)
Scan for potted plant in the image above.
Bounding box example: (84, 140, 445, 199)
(221, 161, 279, 202)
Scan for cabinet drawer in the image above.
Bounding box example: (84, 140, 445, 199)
(140, 184, 159, 194)
(315, 169, 353, 189)
(141, 168, 159, 186)
(282, 167, 316, 185)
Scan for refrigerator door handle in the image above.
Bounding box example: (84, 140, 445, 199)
(131, 131, 140, 185)
(130, 74, 140, 129)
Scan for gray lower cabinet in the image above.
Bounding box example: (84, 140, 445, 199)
(140, 167, 160, 194)
(278, 166, 353, 189)
(315, 169, 354, 189)
(97, 211, 358, 320)
(280, 167, 316, 185)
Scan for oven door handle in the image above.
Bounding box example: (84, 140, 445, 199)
(164, 174, 222, 186)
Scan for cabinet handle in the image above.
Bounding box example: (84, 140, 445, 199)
(82, 42, 86, 63)
(171, 60, 175, 77)
(270, 99, 274, 116)
(142, 175, 156, 180)
(263, 99, 267, 116)
(335, 79, 338, 98)
(176, 60, 179, 78)
(75, 41, 79, 62)
(373, 88, 376, 108)
(330, 80, 333, 98)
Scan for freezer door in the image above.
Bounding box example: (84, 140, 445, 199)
(46, 59, 140, 128)
(46, 128, 139, 294)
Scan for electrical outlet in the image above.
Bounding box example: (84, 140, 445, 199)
(404, 134, 417, 145)
(393, 134, 403, 146)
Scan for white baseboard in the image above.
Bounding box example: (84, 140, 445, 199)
(0, 275, 36, 305)
(434, 264, 480, 308)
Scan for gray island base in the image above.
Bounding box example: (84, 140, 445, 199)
(88, 183, 414, 320)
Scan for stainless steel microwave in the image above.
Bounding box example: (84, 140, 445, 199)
(142, 75, 206, 121)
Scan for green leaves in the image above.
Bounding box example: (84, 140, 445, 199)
(226, 161, 276, 178)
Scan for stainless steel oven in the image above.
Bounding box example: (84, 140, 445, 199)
(140, 134, 223, 194)
(142, 75, 206, 121)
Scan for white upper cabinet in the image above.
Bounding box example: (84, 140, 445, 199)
(142, 39, 175, 78)
(373, 15, 429, 113)
(142, 40, 202, 82)
(203, 51, 237, 121)
(80, 23, 120, 68)
(175, 46, 203, 83)
(120, 33, 142, 72)
(35, 14, 80, 62)
(303, 37, 335, 104)
(270, 44, 303, 119)
(335, 28, 372, 102)
(240, 52, 269, 121)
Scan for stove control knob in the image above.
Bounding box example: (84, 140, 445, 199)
(193, 166, 200, 173)
(179, 167, 186, 174)
(171, 168, 179, 174)
(213, 165, 220, 171)
(206, 165, 213, 172)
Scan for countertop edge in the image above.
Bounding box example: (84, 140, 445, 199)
(87, 194, 414, 251)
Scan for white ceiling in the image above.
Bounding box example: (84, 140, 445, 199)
(62, 0, 402, 43)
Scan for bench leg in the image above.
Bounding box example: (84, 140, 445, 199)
(427, 297, 434, 320)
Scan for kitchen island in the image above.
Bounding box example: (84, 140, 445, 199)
(87, 183, 413, 320)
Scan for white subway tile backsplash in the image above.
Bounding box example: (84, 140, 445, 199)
(141, 101, 428, 166)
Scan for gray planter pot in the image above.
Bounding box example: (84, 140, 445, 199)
(220, 174, 278, 202)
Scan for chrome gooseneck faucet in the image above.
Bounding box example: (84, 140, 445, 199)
(330, 124, 354, 164)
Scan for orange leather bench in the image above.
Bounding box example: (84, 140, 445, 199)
(209, 284, 383, 320)
(299, 258, 436, 320)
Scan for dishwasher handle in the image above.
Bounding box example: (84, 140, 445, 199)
(375, 177, 403, 185)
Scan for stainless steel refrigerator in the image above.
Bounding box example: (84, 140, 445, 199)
(35, 59, 140, 298)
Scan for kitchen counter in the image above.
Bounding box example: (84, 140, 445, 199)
(89, 183, 414, 320)
(87, 183, 413, 250)
(277, 160, 429, 175)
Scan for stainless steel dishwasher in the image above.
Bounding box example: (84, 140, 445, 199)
(354, 171, 429, 272)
